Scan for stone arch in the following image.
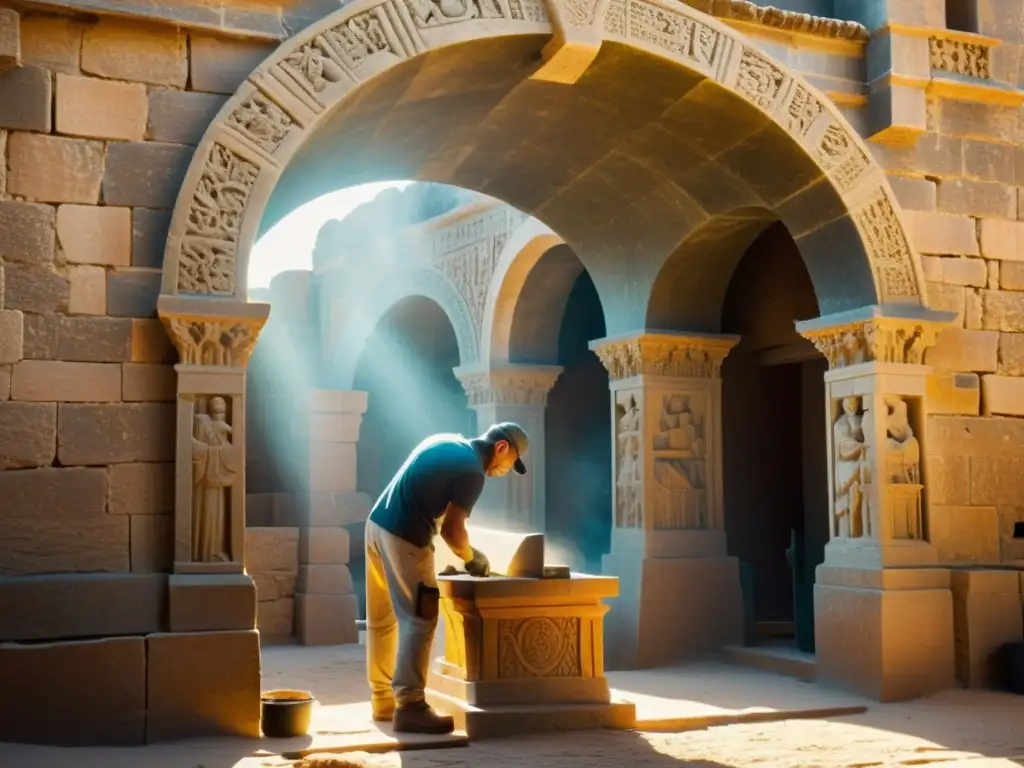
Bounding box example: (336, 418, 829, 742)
(330, 266, 479, 389)
(480, 218, 573, 367)
(158, 0, 930, 333)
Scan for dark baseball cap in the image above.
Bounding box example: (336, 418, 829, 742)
(490, 422, 529, 475)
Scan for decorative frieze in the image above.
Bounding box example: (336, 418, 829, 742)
(797, 316, 945, 370)
(685, 0, 868, 42)
(456, 365, 563, 407)
(590, 332, 739, 381)
(929, 36, 990, 79)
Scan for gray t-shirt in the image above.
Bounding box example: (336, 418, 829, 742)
(368, 435, 486, 549)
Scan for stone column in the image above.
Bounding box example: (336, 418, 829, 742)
(797, 306, 957, 701)
(589, 331, 744, 670)
(454, 364, 563, 533)
(295, 389, 369, 645)
(156, 295, 270, 738)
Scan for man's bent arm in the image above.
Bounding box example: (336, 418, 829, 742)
(440, 503, 474, 562)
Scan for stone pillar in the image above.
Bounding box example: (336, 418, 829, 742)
(589, 331, 744, 670)
(797, 306, 958, 701)
(294, 388, 368, 645)
(156, 295, 270, 739)
(454, 364, 562, 532)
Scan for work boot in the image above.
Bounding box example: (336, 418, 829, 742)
(371, 696, 395, 722)
(392, 701, 455, 734)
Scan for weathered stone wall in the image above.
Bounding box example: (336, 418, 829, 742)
(245, 526, 299, 642)
(869, 94, 1024, 566)
(0, 7, 275, 579)
(0, 5, 277, 745)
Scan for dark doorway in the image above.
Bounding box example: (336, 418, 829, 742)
(720, 222, 828, 653)
(545, 270, 612, 573)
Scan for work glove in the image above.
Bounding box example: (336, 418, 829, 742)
(465, 547, 491, 578)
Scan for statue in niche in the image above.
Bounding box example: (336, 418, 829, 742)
(191, 396, 239, 562)
(615, 397, 642, 528)
(833, 396, 871, 539)
(883, 396, 920, 484)
(651, 394, 708, 529)
(882, 395, 923, 540)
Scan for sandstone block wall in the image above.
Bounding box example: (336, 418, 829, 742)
(0, 10, 276, 584)
(868, 91, 1024, 568)
(0, 7, 276, 744)
(245, 526, 299, 643)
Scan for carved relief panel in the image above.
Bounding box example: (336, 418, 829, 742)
(651, 392, 709, 530)
(497, 617, 582, 678)
(614, 390, 643, 528)
(829, 393, 924, 544)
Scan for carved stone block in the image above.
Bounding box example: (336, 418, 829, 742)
(431, 574, 619, 710)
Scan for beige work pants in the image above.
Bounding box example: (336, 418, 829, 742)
(364, 519, 439, 706)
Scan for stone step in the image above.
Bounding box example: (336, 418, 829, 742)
(722, 644, 817, 683)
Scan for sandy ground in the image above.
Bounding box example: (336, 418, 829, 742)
(2, 645, 1023, 768)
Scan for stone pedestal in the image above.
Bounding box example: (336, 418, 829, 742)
(295, 388, 365, 645)
(427, 573, 635, 739)
(799, 306, 958, 701)
(455, 364, 562, 532)
(590, 331, 744, 669)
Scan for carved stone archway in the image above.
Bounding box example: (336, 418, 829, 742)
(158, 0, 929, 312)
(154, 0, 935, 608)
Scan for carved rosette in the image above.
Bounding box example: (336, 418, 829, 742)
(457, 366, 563, 407)
(160, 314, 269, 368)
(799, 318, 944, 370)
(591, 333, 738, 381)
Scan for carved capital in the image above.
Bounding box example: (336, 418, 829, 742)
(455, 364, 563, 408)
(157, 295, 270, 368)
(589, 331, 739, 381)
(796, 308, 954, 370)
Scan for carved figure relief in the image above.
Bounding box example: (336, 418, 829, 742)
(227, 94, 294, 155)
(615, 393, 643, 528)
(406, 0, 504, 26)
(651, 394, 708, 529)
(628, 1, 726, 73)
(736, 47, 786, 112)
(929, 36, 990, 79)
(433, 238, 500, 337)
(832, 396, 871, 539)
(178, 144, 259, 296)
(882, 395, 923, 541)
(498, 617, 581, 678)
(564, 0, 600, 29)
(191, 396, 240, 563)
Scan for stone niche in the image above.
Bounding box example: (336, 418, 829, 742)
(829, 392, 926, 548)
(426, 529, 634, 738)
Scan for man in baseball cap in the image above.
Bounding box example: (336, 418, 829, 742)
(363, 421, 530, 734)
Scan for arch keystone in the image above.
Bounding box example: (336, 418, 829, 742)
(532, 0, 606, 84)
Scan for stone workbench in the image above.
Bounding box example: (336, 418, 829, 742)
(427, 527, 635, 738)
